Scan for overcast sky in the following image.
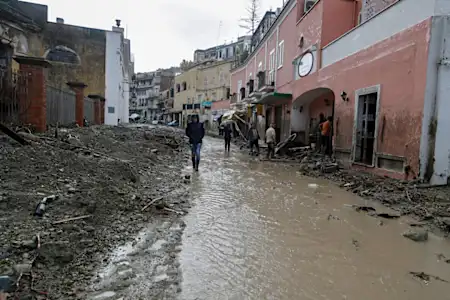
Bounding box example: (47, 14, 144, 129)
(29, 0, 284, 72)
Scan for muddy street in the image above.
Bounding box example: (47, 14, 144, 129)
(179, 137, 450, 300)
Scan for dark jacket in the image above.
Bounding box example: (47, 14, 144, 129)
(186, 121, 205, 144)
(223, 125, 232, 139)
(247, 127, 259, 142)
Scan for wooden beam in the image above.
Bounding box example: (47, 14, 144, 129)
(0, 122, 30, 145)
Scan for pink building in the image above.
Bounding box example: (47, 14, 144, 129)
(230, 0, 450, 185)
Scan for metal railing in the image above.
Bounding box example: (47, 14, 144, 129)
(84, 97, 95, 124)
(0, 67, 29, 125)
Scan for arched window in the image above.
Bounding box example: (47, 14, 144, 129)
(45, 45, 81, 64)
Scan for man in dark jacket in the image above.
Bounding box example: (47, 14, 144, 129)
(186, 115, 205, 171)
(247, 123, 260, 156)
(223, 123, 232, 152)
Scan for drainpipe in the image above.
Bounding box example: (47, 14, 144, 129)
(275, 26, 279, 87)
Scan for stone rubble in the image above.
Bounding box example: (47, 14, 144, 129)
(0, 125, 189, 299)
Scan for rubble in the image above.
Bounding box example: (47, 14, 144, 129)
(282, 146, 450, 234)
(0, 125, 189, 299)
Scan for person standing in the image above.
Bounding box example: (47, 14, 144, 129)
(224, 123, 232, 152)
(320, 116, 332, 156)
(247, 123, 260, 155)
(265, 123, 276, 159)
(315, 113, 326, 152)
(186, 115, 205, 171)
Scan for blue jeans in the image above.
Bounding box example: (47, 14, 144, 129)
(191, 143, 202, 161)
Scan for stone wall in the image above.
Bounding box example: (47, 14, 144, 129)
(361, 0, 398, 23)
(40, 22, 106, 97)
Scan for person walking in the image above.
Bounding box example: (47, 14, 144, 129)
(186, 115, 205, 171)
(247, 123, 260, 155)
(265, 123, 276, 159)
(224, 123, 232, 152)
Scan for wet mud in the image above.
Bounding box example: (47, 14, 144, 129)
(179, 138, 450, 300)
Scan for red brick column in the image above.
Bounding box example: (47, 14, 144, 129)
(16, 57, 51, 132)
(67, 82, 87, 127)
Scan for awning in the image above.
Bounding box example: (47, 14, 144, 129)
(253, 92, 292, 105)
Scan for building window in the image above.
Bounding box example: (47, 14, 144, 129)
(108, 106, 115, 114)
(269, 49, 275, 84)
(182, 82, 187, 91)
(45, 45, 81, 65)
(237, 80, 242, 101)
(176, 84, 180, 92)
(278, 40, 284, 68)
(258, 61, 262, 71)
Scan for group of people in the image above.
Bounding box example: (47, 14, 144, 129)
(315, 113, 332, 156)
(247, 122, 276, 159)
(185, 115, 279, 172)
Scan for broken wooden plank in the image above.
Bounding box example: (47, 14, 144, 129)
(141, 197, 163, 212)
(0, 122, 30, 145)
(52, 215, 92, 225)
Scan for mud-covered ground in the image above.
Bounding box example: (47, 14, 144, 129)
(264, 145, 450, 235)
(0, 125, 190, 299)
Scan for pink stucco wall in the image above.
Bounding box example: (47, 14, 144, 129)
(321, 0, 355, 47)
(276, 3, 297, 93)
(230, 67, 245, 95)
(212, 99, 230, 111)
(255, 45, 266, 72)
(293, 18, 431, 175)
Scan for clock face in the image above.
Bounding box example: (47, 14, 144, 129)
(298, 52, 314, 77)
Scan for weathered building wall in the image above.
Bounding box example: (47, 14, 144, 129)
(361, 0, 398, 23)
(230, 67, 245, 98)
(276, 2, 297, 92)
(41, 22, 106, 97)
(174, 67, 198, 111)
(315, 19, 431, 175)
(197, 61, 232, 102)
(321, 0, 355, 47)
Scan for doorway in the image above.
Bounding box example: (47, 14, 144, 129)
(274, 105, 282, 143)
(354, 91, 378, 165)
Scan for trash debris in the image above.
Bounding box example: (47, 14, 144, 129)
(403, 229, 429, 242)
(410, 271, 449, 283)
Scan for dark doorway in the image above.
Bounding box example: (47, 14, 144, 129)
(354, 92, 378, 165)
(265, 107, 271, 131)
(274, 105, 282, 143)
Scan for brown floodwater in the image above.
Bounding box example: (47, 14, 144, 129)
(179, 137, 450, 300)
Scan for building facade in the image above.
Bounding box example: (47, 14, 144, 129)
(105, 21, 132, 125)
(130, 69, 175, 121)
(193, 36, 252, 64)
(174, 60, 233, 127)
(230, 0, 450, 185)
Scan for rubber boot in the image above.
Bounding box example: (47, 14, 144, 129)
(195, 159, 199, 171)
(192, 157, 196, 169)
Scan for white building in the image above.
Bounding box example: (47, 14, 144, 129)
(105, 20, 132, 125)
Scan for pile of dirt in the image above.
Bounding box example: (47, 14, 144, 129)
(0, 125, 189, 299)
(295, 149, 450, 234)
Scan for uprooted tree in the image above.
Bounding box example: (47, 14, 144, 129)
(239, 0, 261, 34)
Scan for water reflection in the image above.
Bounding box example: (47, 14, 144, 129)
(180, 138, 450, 300)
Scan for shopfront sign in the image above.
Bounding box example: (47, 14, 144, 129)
(298, 52, 314, 77)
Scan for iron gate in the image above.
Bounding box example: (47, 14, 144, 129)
(0, 67, 29, 125)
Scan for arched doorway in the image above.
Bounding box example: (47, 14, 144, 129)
(291, 87, 335, 147)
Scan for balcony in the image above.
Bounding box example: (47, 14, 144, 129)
(257, 71, 274, 92)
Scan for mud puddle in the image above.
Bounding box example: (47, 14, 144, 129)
(86, 217, 186, 300)
(179, 138, 450, 300)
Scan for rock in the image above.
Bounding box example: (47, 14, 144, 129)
(40, 242, 74, 264)
(14, 263, 32, 274)
(403, 229, 428, 242)
(84, 226, 95, 233)
(68, 187, 77, 194)
(151, 149, 158, 153)
(321, 163, 338, 173)
(442, 217, 450, 227)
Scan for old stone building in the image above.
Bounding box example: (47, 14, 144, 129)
(0, 0, 134, 129)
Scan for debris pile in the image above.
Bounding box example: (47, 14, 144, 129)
(0, 125, 189, 299)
